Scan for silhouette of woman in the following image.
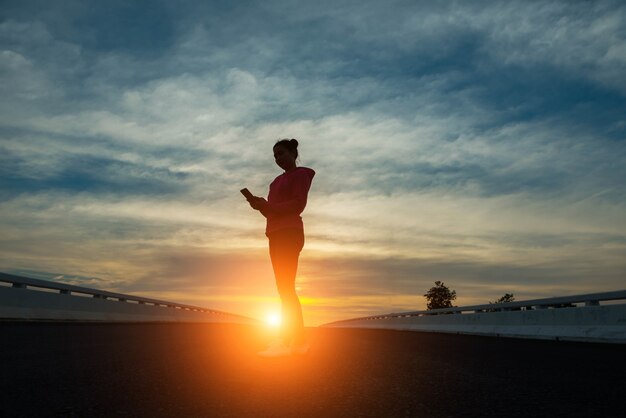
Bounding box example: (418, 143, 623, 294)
(247, 138, 315, 357)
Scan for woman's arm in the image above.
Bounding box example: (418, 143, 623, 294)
(261, 171, 313, 216)
(248, 196, 270, 218)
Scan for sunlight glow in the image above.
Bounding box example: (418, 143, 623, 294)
(265, 312, 282, 328)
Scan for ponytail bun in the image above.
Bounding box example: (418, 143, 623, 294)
(274, 138, 299, 159)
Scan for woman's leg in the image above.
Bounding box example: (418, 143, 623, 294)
(268, 229, 305, 345)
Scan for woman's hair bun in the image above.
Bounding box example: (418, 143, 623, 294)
(274, 138, 299, 158)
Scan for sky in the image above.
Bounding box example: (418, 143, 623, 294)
(1, 0, 625, 325)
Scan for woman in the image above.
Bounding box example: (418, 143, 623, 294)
(247, 138, 315, 357)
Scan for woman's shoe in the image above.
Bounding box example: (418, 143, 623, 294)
(291, 341, 310, 355)
(257, 340, 292, 358)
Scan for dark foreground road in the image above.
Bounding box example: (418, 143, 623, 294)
(1, 323, 624, 418)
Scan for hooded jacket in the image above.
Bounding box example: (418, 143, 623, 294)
(261, 167, 315, 235)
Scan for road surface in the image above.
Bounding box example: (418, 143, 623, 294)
(1, 322, 623, 417)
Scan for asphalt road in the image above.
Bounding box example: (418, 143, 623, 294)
(1, 322, 624, 417)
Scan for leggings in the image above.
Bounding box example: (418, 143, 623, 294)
(267, 228, 305, 344)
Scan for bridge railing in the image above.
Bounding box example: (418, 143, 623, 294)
(0, 272, 257, 324)
(323, 290, 626, 343)
(327, 290, 626, 323)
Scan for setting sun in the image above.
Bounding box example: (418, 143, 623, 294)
(265, 312, 282, 328)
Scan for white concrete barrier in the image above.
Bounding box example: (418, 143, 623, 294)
(324, 290, 626, 343)
(0, 272, 257, 325)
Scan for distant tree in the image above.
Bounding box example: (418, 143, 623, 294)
(424, 281, 457, 310)
(490, 293, 515, 304)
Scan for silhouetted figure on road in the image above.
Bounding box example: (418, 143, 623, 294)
(245, 138, 315, 357)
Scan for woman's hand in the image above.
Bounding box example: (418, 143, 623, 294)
(248, 196, 268, 211)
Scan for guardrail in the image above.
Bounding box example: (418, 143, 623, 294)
(323, 290, 626, 343)
(0, 272, 258, 324)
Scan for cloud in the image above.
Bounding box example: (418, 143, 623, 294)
(476, 1, 626, 94)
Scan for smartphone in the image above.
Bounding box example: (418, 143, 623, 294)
(240, 188, 254, 200)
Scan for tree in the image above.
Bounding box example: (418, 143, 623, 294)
(490, 293, 515, 304)
(424, 281, 457, 310)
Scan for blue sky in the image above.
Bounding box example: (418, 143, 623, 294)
(1, 0, 625, 324)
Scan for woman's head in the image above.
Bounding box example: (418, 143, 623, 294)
(273, 138, 299, 171)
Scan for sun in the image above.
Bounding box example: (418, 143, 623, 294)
(265, 312, 282, 328)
